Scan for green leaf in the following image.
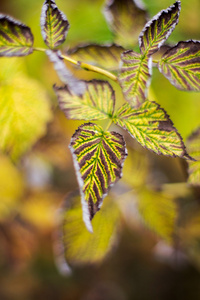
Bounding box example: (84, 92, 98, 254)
(70, 123, 127, 232)
(103, 0, 147, 48)
(54, 80, 115, 120)
(186, 128, 200, 186)
(41, 0, 69, 49)
(138, 189, 177, 242)
(0, 15, 33, 56)
(159, 40, 200, 91)
(67, 43, 124, 71)
(118, 50, 151, 108)
(0, 58, 52, 160)
(58, 193, 120, 266)
(139, 1, 181, 57)
(114, 100, 192, 159)
(46, 49, 86, 95)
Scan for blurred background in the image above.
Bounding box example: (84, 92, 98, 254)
(1, 0, 200, 299)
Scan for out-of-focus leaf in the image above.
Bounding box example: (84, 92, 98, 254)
(60, 193, 120, 266)
(41, 0, 69, 49)
(114, 101, 192, 159)
(103, 0, 147, 48)
(186, 128, 200, 186)
(159, 40, 200, 91)
(0, 14, 33, 56)
(139, 1, 181, 57)
(138, 189, 177, 242)
(0, 154, 24, 220)
(0, 58, 52, 160)
(20, 191, 60, 230)
(118, 50, 151, 107)
(122, 148, 148, 188)
(67, 43, 124, 71)
(46, 49, 86, 95)
(70, 123, 127, 232)
(54, 80, 115, 120)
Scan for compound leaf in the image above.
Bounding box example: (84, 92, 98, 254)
(54, 80, 115, 120)
(186, 128, 200, 186)
(159, 40, 200, 91)
(139, 1, 181, 57)
(118, 50, 151, 108)
(0, 58, 52, 160)
(114, 101, 192, 159)
(138, 189, 177, 242)
(0, 14, 33, 56)
(103, 0, 147, 48)
(46, 49, 86, 95)
(67, 44, 124, 71)
(70, 123, 127, 232)
(59, 194, 120, 266)
(41, 0, 69, 49)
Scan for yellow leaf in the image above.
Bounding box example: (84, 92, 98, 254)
(61, 194, 120, 266)
(0, 58, 52, 160)
(0, 153, 24, 220)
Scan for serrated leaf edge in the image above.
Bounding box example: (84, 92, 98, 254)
(138, 1, 181, 55)
(69, 123, 127, 232)
(115, 100, 194, 160)
(40, 0, 69, 48)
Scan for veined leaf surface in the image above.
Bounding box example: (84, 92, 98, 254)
(70, 123, 127, 232)
(0, 15, 33, 56)
(67, 44, 124, 71)
(139, 1, 181, 56)
(103, 0, 147, 48)
(46, 50, 86, 95)
(54, 80, 115, 120)
(41, 0, 69, 49)
(114, 101, 192, 159)
(159, 40, 200, 91)
(59, 194, 120, 266)
(186, 128, 200, 186)
(118, 50, 151, 108)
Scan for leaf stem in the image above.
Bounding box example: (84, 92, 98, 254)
(61, 54, 118, 82)
(33, 47, 118, 82)
(33, 47, 46, 52)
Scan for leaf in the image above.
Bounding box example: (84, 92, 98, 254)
(138, 189, 177, 242)
(0, 58, 52, 160)
(159, 40, 200, 91)
(0, 14, 33, 56)
(67, 43, 124, 71)
(58, 193, 120, 266)
(114, 100, 192, 159)
(46, 49, 86, 95)
(186, 128, 200, 186)
(103, 0, 148, 48)
(139, 1, 181, 57)
(70, 123, 127, 232)
(54, 80, 115, 120)
(0, 154, 24, 221)
(41, 0, 69, 49)
(118, 50, 152, 108)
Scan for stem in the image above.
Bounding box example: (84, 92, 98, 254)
(33, 47, 46, 52)
(33, 48, 118, 82)
(104, 119, 113, 131)
(61, 54, 118, 82)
